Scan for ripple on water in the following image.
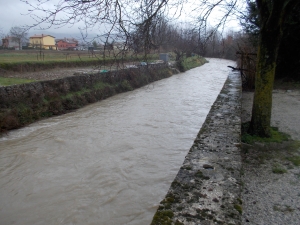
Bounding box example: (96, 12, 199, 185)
(0, 58, 235, 225)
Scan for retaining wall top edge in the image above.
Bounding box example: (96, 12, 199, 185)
(151, 71, 242, 225)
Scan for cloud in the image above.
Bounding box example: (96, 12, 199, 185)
(0, 0, 84, 35)
(0, 1, 33, 32)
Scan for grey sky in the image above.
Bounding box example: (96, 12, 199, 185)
(0, 0, 241, 40)
(0, 0, 32, 32)
(0, 0, 87, 38)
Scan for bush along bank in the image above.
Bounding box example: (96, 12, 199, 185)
(0, 64, 176, 133)
(176, 56, 208, 72)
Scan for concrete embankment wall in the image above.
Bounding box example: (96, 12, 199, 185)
(0, 64, 176, 132)
(151, 72, 242, 225)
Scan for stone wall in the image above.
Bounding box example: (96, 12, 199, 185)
(0, 64, 175, 132)
(151, 72, 242, 225)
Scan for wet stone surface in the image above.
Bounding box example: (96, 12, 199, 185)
(151, 72, 242, 225)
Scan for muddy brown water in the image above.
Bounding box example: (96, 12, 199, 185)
(0, 59, 235, 225)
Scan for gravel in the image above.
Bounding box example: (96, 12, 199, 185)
(241, 89, 300, 225)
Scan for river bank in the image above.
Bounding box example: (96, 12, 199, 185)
(0, 64, 177, 133)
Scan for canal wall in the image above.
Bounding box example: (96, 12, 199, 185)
(151, 71, 242, 225)
(0, 64, 177, 133)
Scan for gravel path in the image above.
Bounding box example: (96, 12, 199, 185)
(241, 89, 300, 225)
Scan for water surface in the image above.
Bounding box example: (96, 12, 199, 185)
(0, 59, 235, 225)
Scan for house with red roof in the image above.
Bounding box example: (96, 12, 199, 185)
(56, 38, 78, 50)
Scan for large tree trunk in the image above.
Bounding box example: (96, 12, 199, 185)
(249, 0, 281, 137)
(249, 30, 278, 137)
(249, 0, 299, 137)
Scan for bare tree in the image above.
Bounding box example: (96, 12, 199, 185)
(205, 29, 222, 57)
(0, 27, 5, 47)
(22, 0, 172, 46)
(10, 26, 28, 50)
(21, 0, 300, 137)
(0, 27, 4, 38)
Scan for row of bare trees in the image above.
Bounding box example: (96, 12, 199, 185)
(127, 16, 242, 60)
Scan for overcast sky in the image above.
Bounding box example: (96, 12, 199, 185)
(0, 0, 241, 40)
(0, 0, 89, 39)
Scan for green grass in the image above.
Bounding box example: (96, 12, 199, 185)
(234, 204, 243, 214)
(0, 77, 36, 86)
(61, 88, 90, 100)
(287, 156, 300, 166)
(181, 56, 208, 71)
(60, 82, 116, 101)
(272, 163, 287, 174)
(0, 51, 119, 63)
(0, 51, 158, 63)
(176, 55, 207, 72)
(241, 122, 290, 144)
(0, 51, 98, 63)
(93, 82, 113, 89)
(0, 51, 159, 73)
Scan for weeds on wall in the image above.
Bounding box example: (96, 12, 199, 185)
(176, 56, 208, 72)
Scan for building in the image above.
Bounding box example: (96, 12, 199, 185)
(29, 34, 56, 50)
(113, 42, 128, 50)
(1, 36, 22, 50)
(1, 38, 9, 48)
(56, 38, 78, 50)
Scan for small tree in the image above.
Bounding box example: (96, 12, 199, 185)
(92, 41, 98, 48)
(10, 26, 28, 50)
(104, 41, 114, 57)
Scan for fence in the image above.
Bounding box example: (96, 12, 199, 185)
(236, 51, 257, 90)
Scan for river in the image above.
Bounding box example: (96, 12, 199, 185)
(0, 58, 235, 225)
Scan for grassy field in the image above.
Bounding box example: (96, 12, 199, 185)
(0, 77, 36, 86)
(0, 50, 112, 63)
(0, 50, 159, 63)
(0, 50, 160, 73)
